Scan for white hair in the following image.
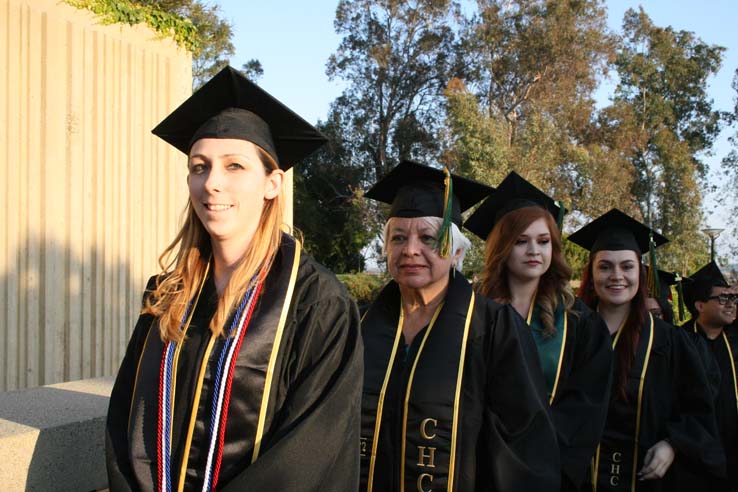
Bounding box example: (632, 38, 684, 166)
(382, 216, 472, 272)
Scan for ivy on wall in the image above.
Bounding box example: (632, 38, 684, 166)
(63, 0, 198, 52)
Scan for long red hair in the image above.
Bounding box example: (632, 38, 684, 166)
(579, 252, 648, 401)
(478, 206, 574, 337)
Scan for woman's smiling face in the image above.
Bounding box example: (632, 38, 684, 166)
(592, 249, 640, 307)
(187, 138, 281, 246)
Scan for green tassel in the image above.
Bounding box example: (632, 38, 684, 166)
(556, 200, 565, 232)
(437, 167, 453, 258)
(647, 233, 661, 299)
(676, 274, 685, 322)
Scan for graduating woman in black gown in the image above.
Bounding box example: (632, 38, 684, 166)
(360, 161, 560, 492)
(464, 171, 613, 491)
(105, 66, 363, 492)
(569, 209, 724, 491)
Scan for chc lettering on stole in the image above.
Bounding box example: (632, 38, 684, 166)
(360, 437, 368, 457)
(416, 417, 437, 492)
(609, 451, 622, 487)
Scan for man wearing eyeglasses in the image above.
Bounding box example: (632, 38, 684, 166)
(682, 260, 737, 491)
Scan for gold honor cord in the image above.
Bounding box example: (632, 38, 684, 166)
(178, 333, 217, 490)
(448, 292, 475, 491)
(367, 308, 405, 492)
(400, 303, 445, 492)
(525, 293, 537, 324)
(252, 242, 302, 462)
(128, 326, 153, 437)
(630, 314, 654, 492)
(591, 316, 637, 492)
(549, 313, 568, 405)
(611, 321, 625, 349)
(722, 332, 738, 416)
(163, 263, 211, 459)
(525, 294, 568, 405)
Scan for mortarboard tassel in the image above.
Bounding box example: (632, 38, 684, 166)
(676, 274, 685, 322)
(556, 200, 565, 232)
(647, 233, 661, 299)
(437, 167, 453, 258)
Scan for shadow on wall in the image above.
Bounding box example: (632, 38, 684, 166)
(1, 234, 143, 391)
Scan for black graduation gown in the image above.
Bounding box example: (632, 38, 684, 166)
(360, 272, 561, 492)
(682, 319, 738, 491)
(585, 315, 724, 492)
(105, 235, 363, 491)
(529, 299, 613, 491)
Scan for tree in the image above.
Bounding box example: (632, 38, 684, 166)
(241, 60, 264, 82)
(596, 7, 725, 273)
(327, 0, 459, 182)
(293, 108, 379, 273)
(138, 1, 238, 88)
(445, 0, 616, 214)
(721, 68, 738, 256)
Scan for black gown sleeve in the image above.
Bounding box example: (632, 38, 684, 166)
(220, 270, 363, 491)
(667, 326, 725, 479)
(553, 305, 613, 490)
(106, 277, 158, 492)
(682, 323, 722, 402)
(481, 303, 561, 492)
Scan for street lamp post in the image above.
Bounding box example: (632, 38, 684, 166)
(702, 227, 724, 262)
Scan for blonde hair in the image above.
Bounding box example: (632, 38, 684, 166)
(143, 146, 284, 342)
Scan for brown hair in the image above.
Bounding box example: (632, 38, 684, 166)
(579, 252, 648, 401)
(478, 206, 574, 337)
(142, 147, 285, 342)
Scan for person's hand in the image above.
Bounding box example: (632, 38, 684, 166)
(638, 440, 675, 480)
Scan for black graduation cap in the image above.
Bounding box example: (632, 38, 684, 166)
(365, 160, 493, 226)
(647, 267, 694, 322)
(151, 65, 327, 170)
(688, 261, 729, 289)
(463, 171, 563, 240)
(567, 209, 668, 255)
(646, 268, 679, 300)
(682, 261, 729, 316)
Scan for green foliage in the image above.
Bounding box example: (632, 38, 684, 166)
(294, 109, 379, 273)
(69, 0, 240, 89)
(337, 273, 388, 306)
(595, 7, 724, 273)
(140, 0, 235, 88)
(445, 0, 617, 216)
(721, 69, 738, 256)
(241, 60, 264, 82)
(563, 236, 591, 281)
(327, 0, 459, 182)
(63, 0, 198, 51)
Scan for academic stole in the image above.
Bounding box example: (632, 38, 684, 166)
(128, 237, 301, 492)
(360, 273, 474, 492)
(591, 314, 654, 492)
(526, 297, 568, 404)
(693, 324, 738, 417)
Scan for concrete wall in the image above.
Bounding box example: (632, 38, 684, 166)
(0, 0, 192, 391)
(0, 377, 114, 491)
